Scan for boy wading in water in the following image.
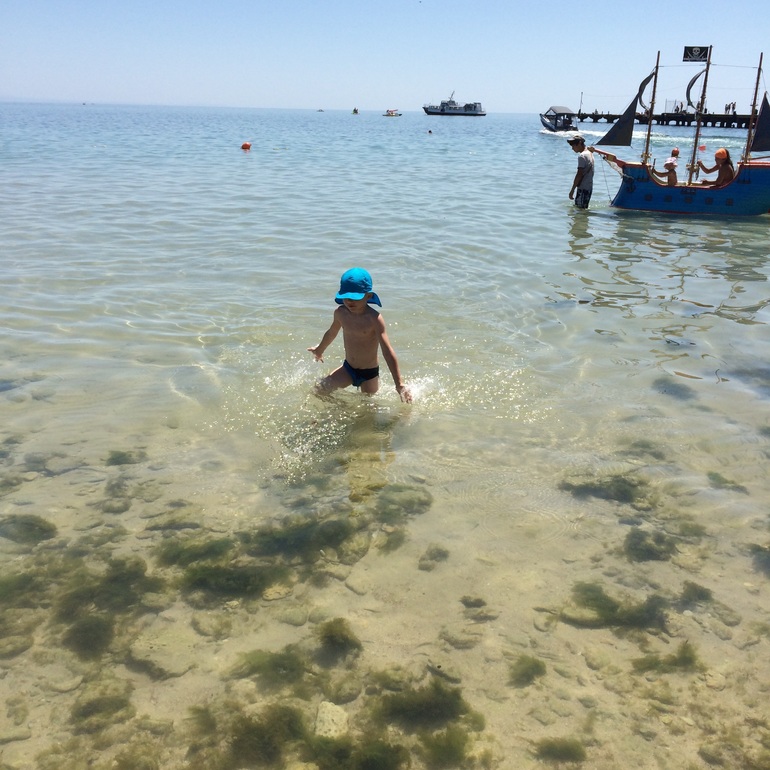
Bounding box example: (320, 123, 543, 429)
(308, 268, 412, 403)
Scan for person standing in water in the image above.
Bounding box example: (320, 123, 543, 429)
(567, 135, 595, 209)
(308, 267, 412, 402)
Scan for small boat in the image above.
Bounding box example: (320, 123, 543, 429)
(352, 107, 359, 115)
(540, 105, 577, 132)
(423, 92, 485, 116)
(591, 47, 770, 216)
(383, 109, 402, 117)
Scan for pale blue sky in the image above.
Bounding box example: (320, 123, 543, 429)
(1, 0, 768, 113)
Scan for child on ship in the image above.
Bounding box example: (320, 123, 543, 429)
(698, 147, 735, 187)
(308, 268, 412, 403)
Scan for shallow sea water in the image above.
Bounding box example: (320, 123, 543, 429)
(2, 103, 770, 768)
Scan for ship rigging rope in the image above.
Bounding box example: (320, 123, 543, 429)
(595, 152, 627, 202)
(597, 155, 616, 202)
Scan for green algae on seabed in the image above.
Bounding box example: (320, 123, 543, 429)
(419, 724, 470, 769)
(652, 376, 696, 401)
(375, 679, 469, 731)
(0, 571, 45, 609)
(558, 472, 653, 509)
(229, 646, 307, 689)
(316, 617, 363, 660)
(62, 614, 115, 660)
(343, 740, 411, 770)
(631, 639, 702, 674)
(111, 746, 164, 770)
(70, 678, 135, 734)
(186, 704, 218, 737)
(180, 639, 490, 769)
(374, 483, 434, 524)
(0, 513, 57, 544)
(227, 705, 307, 768)
(377, 526, 407, 553)
(0, 631, 33, 659)
(707, 470, 749, 494)
(560, 581, 668, 631)
(0, 605, 42, 646)
(55, 556, 165, 620)
(677, 519, 708, 538)
(698, 736, 770, 769)
(181, 562, 289, 598)
(183, 699, 411, 770)
(155, 536, 234, 567)
(67, 523, 129, 557)
(239, 516, 356, 561)
(678, 580, 714, 606)
(508, 654, 546, 687)
(368, 666, 413, 693)
(309, 736, 410, 770)
(106, 449, 148, 466)
(623, 527, 678, 562)
(418, 544, 450, 571)
(748, 542, 770, 576)
(618, 438, 669, 461)
(534, 736, 586, 763)
(184, 704, 297, 768)
(460, 596, 487, 609)
(0, 471, 24, 496)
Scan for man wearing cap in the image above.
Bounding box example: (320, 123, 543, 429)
(308, 267, 412, 402)
(567, 135, 595, 209)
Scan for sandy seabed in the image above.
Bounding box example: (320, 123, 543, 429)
(1, 397, 770, 770)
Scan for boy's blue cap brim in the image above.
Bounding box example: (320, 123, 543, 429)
(335, 291, 381, 306)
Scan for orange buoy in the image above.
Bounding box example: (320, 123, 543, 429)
(241, 142, 252, 151)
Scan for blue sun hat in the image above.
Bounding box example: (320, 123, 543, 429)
(335, 267, 382, 306)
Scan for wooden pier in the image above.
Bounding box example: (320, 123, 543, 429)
(578, 111, 752, 129)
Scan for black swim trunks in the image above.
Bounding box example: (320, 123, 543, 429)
(343, 360, 379, 387)
(574, 188, 592, 209)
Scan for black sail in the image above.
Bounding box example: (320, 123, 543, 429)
(595, 97, 638, 146)
(595, 71, 654, 147)
(750, 93, 770, 153)
(686, 69, 706, 110)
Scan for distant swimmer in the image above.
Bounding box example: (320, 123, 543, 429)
(307, 267, 412, 402)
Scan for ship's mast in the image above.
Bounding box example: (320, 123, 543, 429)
(641, 51, 661, 165)
(687, 46, 713, 185)
(743, 52, 764, 161)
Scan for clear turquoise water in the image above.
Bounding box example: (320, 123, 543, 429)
(2, 103, 770, 767)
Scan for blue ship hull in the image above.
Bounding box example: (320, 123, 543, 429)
(611, 162, 770, 216)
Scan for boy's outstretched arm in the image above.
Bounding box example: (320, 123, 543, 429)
(308, 315, 341, 362)
(377, 319, 412, 403)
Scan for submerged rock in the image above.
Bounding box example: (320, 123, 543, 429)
(128, 615, 200, 679)
(0, 513, 57, 544)
(375, 483, 433, 523)
(314, 700, 348, 738)
(0, 726, 32, 745)
(70, 677, 135, 734)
